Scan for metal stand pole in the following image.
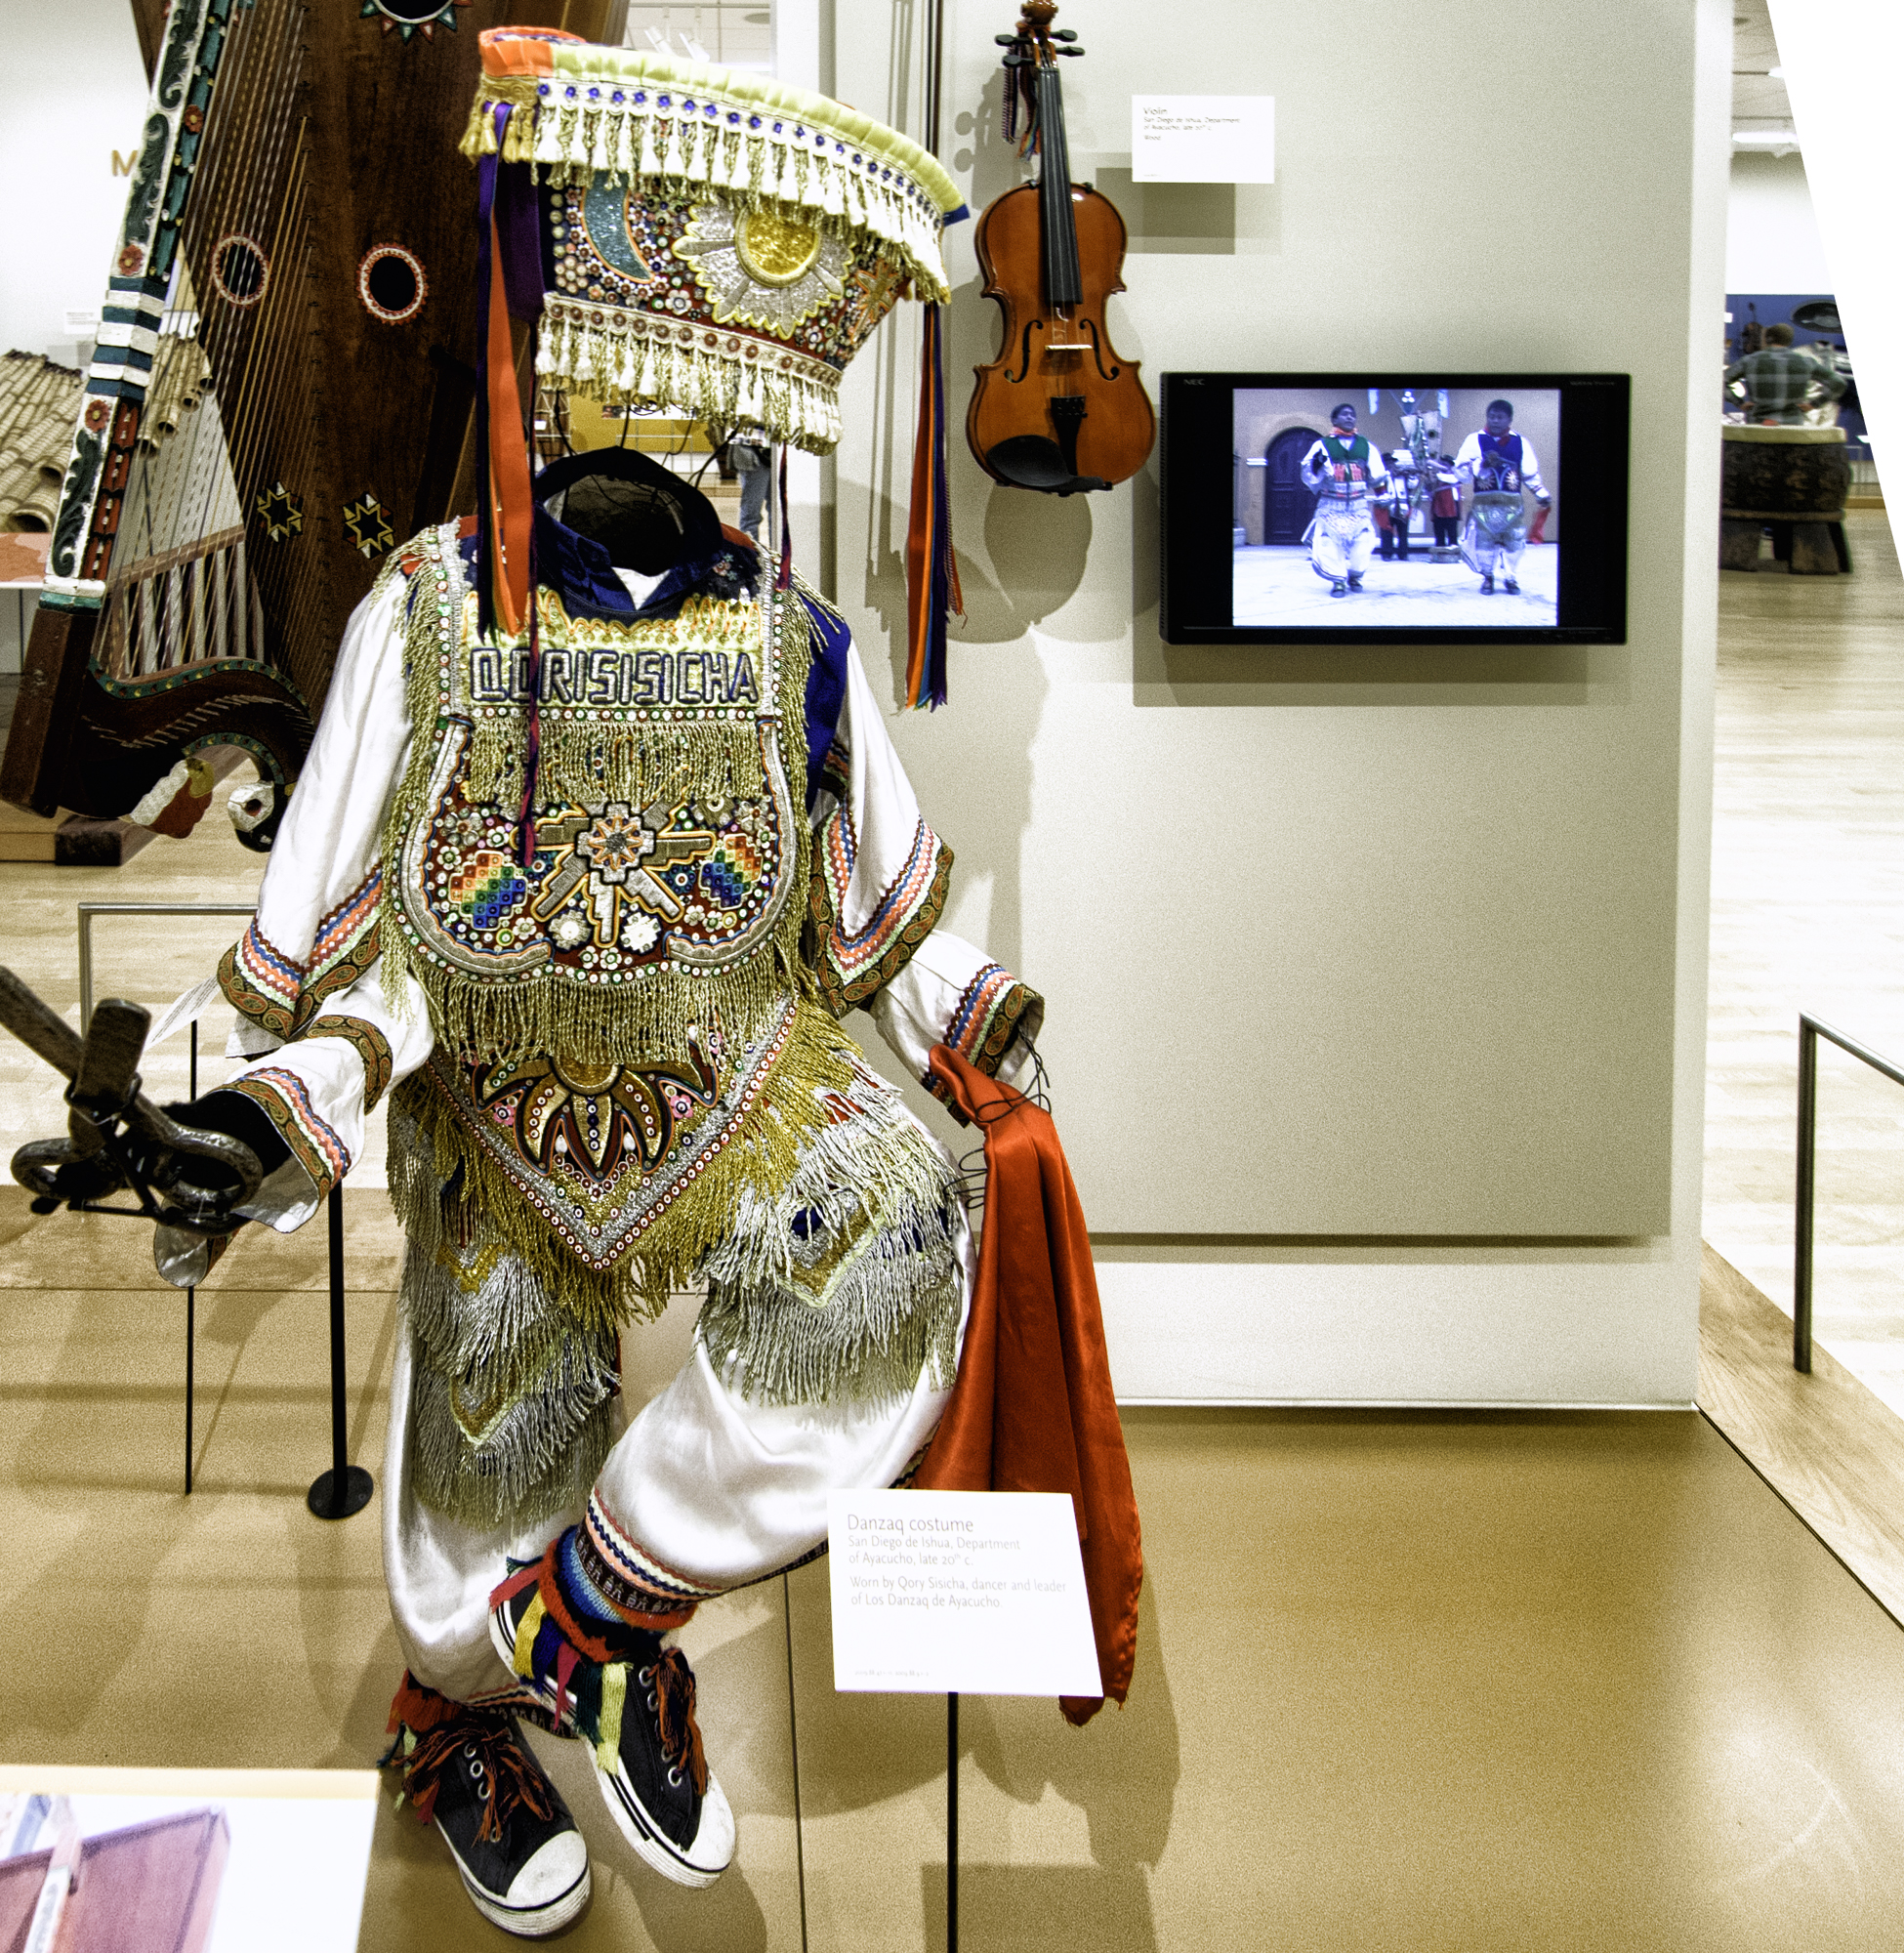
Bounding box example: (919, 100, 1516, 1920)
(1795, 1018, 1817, 1374)
(947, 1691, 958, 1953)
(307, 1184, 373, 1518)
(185, 1021, 197, 1496)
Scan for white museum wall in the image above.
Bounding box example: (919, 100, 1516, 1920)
(822, 0, 1729, 1404)
(1725, 150, 1831, 293)
(1771, 1, 1903, 537)
(0, 0, 148, 363)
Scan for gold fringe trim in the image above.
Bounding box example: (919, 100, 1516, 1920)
(464, 704, 766, 815)
(407, 1341, 618, 1533)
(388, 994, 865, 1325)
(407, 941, 812, 1075)
(536, 310, 844, 454)
(696, 1072, 964, 1406)
(699, 1261, 959, 1408)
(459, 57, 954, 303)
(402, 1212, 623, 1528)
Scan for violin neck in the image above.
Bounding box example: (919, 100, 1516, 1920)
(1034, 61, 1083, 310)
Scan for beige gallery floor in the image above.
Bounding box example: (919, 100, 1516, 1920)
(11, 518, 1904, 1945)
(12, 1204, 1904, 1953)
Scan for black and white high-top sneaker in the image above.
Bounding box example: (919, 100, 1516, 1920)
(490, 1581, 736, 1890)
(393, 1706, 591, 1936)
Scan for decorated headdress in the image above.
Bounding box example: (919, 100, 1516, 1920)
(463, 28, 966, 705)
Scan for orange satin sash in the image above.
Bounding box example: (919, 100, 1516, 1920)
(916, 1044, 1141, 1724)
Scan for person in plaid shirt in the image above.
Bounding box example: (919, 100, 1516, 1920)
(1726, 323, 1847, 425)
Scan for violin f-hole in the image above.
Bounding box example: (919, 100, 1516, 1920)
(1079, 317, 1121, 385)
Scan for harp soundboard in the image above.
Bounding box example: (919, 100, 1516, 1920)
(5, 0, 613, 854)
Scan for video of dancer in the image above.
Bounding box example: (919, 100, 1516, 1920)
(1231, 386, 1561, 627)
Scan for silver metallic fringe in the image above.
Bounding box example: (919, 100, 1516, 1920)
(696, 1067, 963, 1406)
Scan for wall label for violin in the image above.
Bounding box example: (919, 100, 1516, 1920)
(1131, 95, 1274, 185)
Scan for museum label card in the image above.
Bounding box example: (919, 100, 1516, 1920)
(827, 1489, 1102, 1696)
(1131, 94, 1275, 183)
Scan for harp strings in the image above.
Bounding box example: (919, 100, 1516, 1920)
(105, 0, 318, 692)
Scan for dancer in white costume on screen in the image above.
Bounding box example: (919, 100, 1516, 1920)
(1453, 398, 1552, 595)
(1300, 402, 1392, 597)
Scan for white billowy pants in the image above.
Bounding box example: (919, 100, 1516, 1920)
(1462, 494, 1529, 580)
(1308, 502, 1375, 581)
(383, 1210, 973, 1703)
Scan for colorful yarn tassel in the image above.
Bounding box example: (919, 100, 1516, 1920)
(904, 303, 960, 711)
(514, 581, 543, 867)
(775, 444, 793, 593)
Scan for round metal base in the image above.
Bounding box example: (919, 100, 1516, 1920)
(307, 1465, 374, 1520)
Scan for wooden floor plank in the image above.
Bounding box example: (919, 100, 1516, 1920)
(1700, 1238, 1904, 1626)
(1707, 511, 1904, 1410)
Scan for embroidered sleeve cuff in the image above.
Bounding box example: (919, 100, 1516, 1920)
(289, 1014, 395, 1113)
(218, 919, 303, 1041)
(218, 865, 384, 1045)
(221, 1068, 353, 1205)
(865, 932, 1044, 1095)
(808, 813, 952, 1014)
(945, 964, 1044, 1078)
(301, 867, 384, 1022)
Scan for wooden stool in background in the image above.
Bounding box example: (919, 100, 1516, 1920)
(1719, 423, 1853, 575)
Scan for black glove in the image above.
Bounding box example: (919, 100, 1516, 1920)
(153, 1091, 292, 1208)
(105, 1091, 290, 1227)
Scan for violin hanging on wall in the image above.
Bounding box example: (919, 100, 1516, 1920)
(967, 0, 1155, 496)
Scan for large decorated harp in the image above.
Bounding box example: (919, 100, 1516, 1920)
(3, 0, 614, 858)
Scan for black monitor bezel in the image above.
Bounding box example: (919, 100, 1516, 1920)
(1160, 371, 1631, 646)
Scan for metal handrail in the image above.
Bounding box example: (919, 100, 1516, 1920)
(70, 898, 370, 1518)
(77, 900, 256, 1031)
(1793, 1013, 1904, 1373)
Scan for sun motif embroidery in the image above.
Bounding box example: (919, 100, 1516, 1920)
(472, 1040, 723, 1187)
(673, 196, 847, 334)
(532, 798, 716, 949)
(734, 207, 823, 286)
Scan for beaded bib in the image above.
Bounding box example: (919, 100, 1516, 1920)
(382, 521, 814, 1068)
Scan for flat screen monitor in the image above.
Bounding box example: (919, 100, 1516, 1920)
(1160, 373, 1630, 644)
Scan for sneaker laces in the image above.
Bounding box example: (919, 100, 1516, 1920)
(644, 1647, 709, 1797)
(401, 1716, 559, 1844)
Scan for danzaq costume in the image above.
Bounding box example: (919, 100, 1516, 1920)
(216, 483, 1037, 1917)
(1453, 410, 1551, 595)
(190, 31, 1086, 1933)
(1300, 412, 1391, 597)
